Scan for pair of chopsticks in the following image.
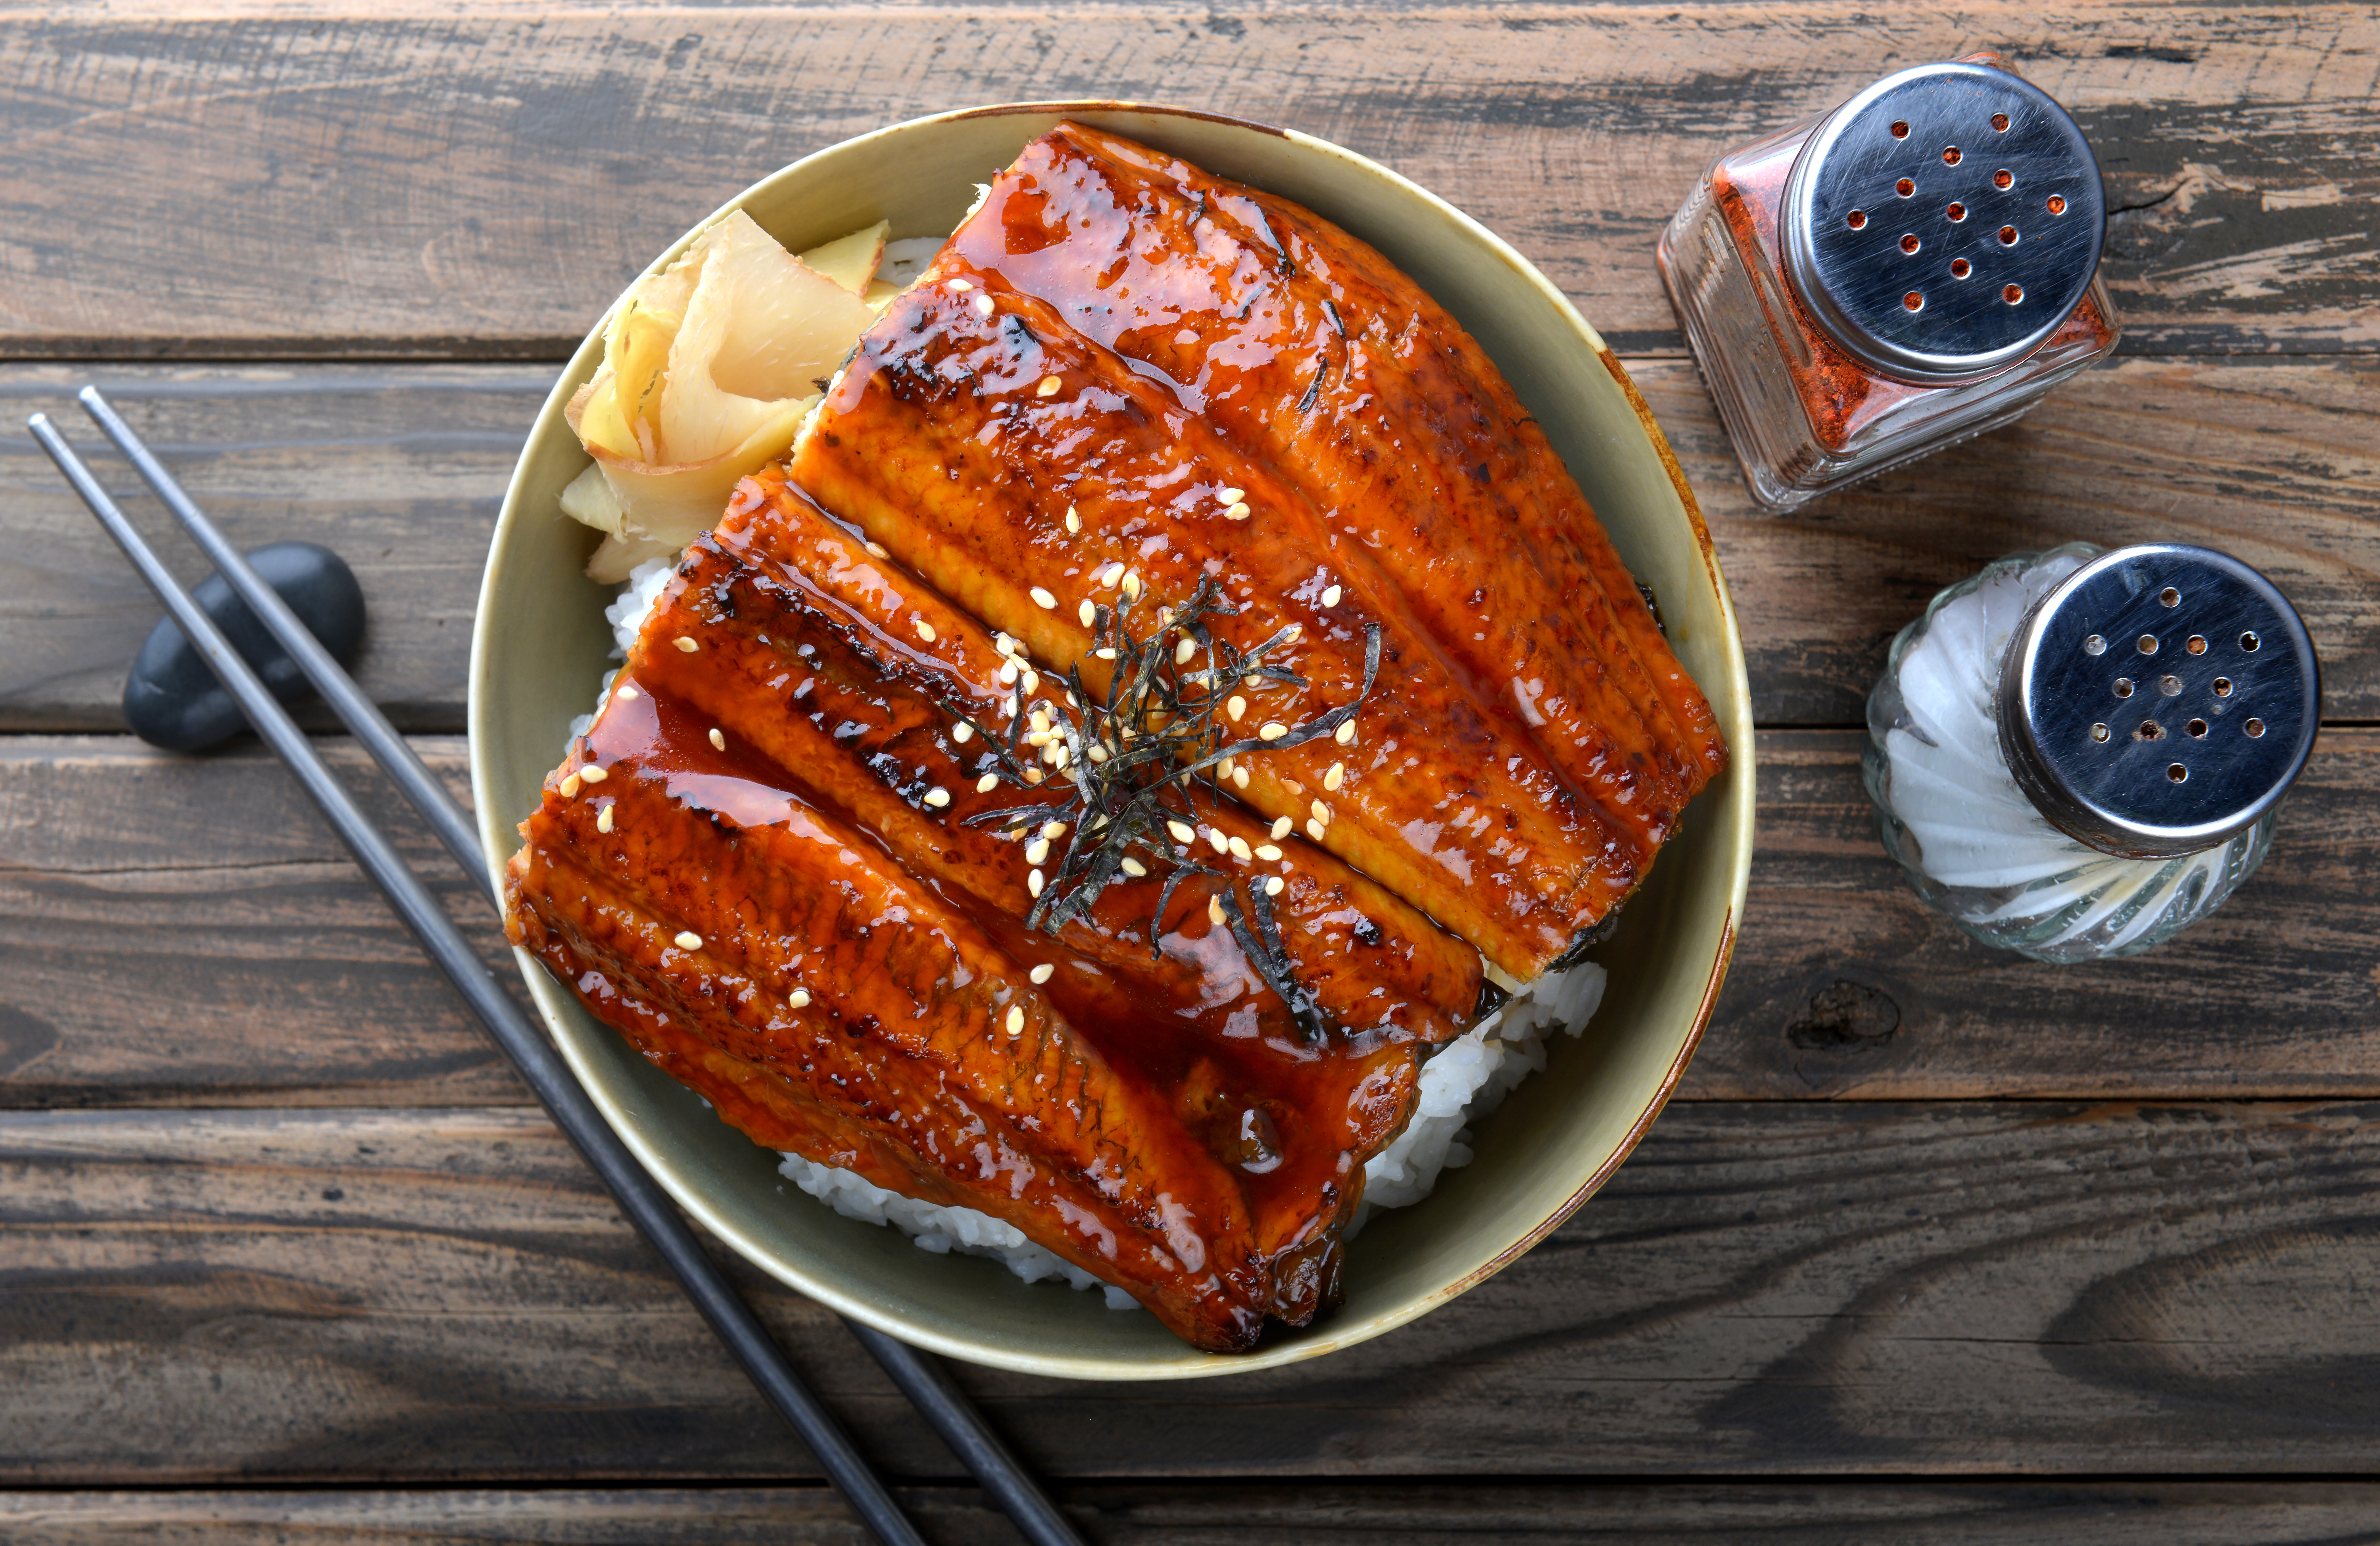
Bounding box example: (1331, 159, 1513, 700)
(31, 388, 1083, 1546)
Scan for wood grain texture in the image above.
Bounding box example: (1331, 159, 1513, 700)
(1636, 353, 2380, 727)
(7, 731, 2374, 1108)
(4, 354, 2372, 734)
(1684, 729, 2380, 1099)
(8, 1100, 2380, 1480)
(11, 1482, 2380, 1544)
(0, 367, 548, 733)
(0, 5, 2373, 358)
(0, 736, 520, 1107)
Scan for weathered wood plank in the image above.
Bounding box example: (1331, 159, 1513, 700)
(4, 354, 2373, 734)
(12, 1481, 2380, 1544)
(0, 736, 520, 1106)
(0, 5, 2373, 358)
(0, 367, 549, 734)
(7, 1100, 2380, 1480)
(1637, 353, 2380, 727)
(5, 731, 2375, 1108)
(1683, 729, 2380, 1099)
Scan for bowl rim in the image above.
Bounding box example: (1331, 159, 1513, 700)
(470, 99, 1753, 1378)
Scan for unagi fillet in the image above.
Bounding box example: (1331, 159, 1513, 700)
(507, 468, 1487, 1346)
(791, 122, 1727, 978)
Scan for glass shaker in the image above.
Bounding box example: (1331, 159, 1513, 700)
(1657, 57, 2122, 510)
(1865, 544, 2319, 962)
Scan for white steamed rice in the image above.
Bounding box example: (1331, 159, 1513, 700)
(579, 523, 1607, 1313)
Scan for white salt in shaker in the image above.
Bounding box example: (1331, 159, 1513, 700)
(1864, 543, 2318, 961)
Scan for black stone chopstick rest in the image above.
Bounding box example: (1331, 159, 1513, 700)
(122, 540, 366, 752)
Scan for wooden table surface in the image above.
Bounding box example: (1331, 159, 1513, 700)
(4, 3, 2376, 1540)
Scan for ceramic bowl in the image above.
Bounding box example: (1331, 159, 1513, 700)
(470, 102, 1753, 1379)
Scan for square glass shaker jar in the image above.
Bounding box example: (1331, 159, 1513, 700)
(1657, 55, 2121, 511)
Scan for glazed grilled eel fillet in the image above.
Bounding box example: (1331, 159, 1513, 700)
(506, 470, 1482, 1349)
(792, 122, 1728, 979)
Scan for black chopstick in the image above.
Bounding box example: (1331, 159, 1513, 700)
(30, 409, 932, 1546)
(61, 388, 1083, 1546)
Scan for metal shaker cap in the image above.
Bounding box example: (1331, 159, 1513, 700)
(1783, 61, 2106, 383)
(1997, 545, 2319, 859)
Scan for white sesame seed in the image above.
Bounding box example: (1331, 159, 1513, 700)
(999, 660, 1019, 685)
(1006, 1005, 1024, 1035)
(1207, 829, 1229, 856)
(1122, 571, 1142, 600)
(865, 542, 889, 558)
(925, 787, 951, 808)
(580, 765, 608, 784)
(674, 930, 703, 950)
(974, 295, 995, 317)
(1024, 767, 1043, 784)
(702, 729, 723, 754)
(1088, 744, 1109, 761)
(559, 773, 582, 798)
(1028, 869, 1044, 897)
(949, 278, 974, 292)
(915, 620, 936, 643)
(1036, 375, 1062, 397)
(1175, 637, 1197, 665)
(596, 805, 614, 833)
(953, 722, 974, 743)
(615, 686, 638, 700)
(976, 773, 999, 793)
(673, 636, 699, 653)
(1207, 893, 1226, 927)
(1225, 502, 1251, 521)
(1311, 799, 1331, 823)
(1167, 820, 1197, 843)
(1218, 756, 1236, 778)
(1030, 709, 1051, 732)
(1228, 835, 1252, 860)
(1095, 647, 1117, 661)
(1226, 695, 1247, 721)
(1218, 486, 1245, 504)
(1097, 562, 1120, 587)
(1079, 599, 1096, 627)
(1270, 815, 1292, 840)
(1335, 720, 1356, 745)
(1324, 762, 1344, 791)
(1233, 767, 1251, 788)
(1282, 623, 1303, 641)
(1265, 876, 1286, 897)
(790, 989, 811, 1008)
(1322, 584, 1342, 608)
(1022, 669, 1040, 693)
(1120, 857, 1148, 877)
(1031, 587, 1057, 609)
(1305, 818, 1325, 840)
(1258, 722, 1289, 741)
(996, 633, 1021, 656)
(1050, 744, 1070, 769)
(1065, 506, 1081, 534)
(1255, 844, 1282, 861)
(1030, 963, 1055, 984)
(1043, 821, 1068, 839)
(1026, 838, 1049, 864)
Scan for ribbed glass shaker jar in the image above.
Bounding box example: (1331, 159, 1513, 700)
(1658, 55, 2122, 511)
(1864, 544, 2319, 962)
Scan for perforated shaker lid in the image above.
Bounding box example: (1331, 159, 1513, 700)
(1997, 545, 2319, 859)
(1784, 61, 2107, 383)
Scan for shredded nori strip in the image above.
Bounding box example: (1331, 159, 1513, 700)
(959, 575, 1381, 1035)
